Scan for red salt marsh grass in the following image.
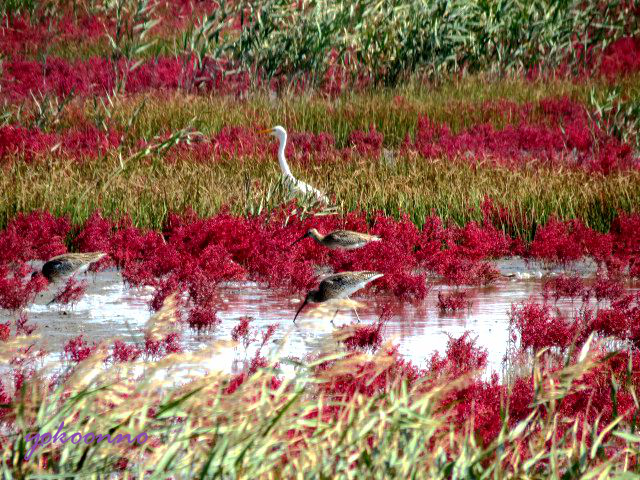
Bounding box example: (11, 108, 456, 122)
(1, 208, 639, 317)
(2, 2, 640, 476)
(1, 94, 638, 250)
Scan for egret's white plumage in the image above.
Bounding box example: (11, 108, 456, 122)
(260, 126, 329, 204)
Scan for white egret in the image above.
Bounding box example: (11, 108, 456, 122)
(259, 126, 329, 204)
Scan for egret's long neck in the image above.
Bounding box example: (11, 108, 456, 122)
(277, 133, 292, 177)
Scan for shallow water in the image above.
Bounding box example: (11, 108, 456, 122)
(1, 257, 623, 375)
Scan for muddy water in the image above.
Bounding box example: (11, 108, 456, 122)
(3, 257, 610, 375)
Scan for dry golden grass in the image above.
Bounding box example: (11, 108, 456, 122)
(86, 73, 640, 144)
(2, 151, 638, 237)
(96, 76, 597, 146)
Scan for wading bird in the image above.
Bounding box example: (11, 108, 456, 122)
(36, 252, 107, 283)
(293, 271, 384, 325)
(503, 271, 544, 281)
(259, 125, 329, 204)
(292, 228, 381, 250)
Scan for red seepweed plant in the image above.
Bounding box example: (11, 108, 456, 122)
(231, 316, 256, 350)
(338, 321, 384, 351)
(0, 263, 48, 310)
(52, 277, 88, 306)
(1, 208, 639, 314)
(187, 306, 220, 332)
(437, 290, 470, 312)
(63, 335, 96, 364)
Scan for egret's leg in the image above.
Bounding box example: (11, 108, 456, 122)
(330, 309, 339, 325)
(353, 309, 361, 323)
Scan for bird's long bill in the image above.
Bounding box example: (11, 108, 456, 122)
(293, 298, 308, 323)
(290, 234, 306, 247)
(257, 128, 273, 135)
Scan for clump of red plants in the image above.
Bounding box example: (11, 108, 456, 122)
(592, 275, 625, 303)
(509, 301, 576, 352)
(52, 277, 88, 306)
(338, 321, 384, 351)
(109, 339, 143, 364)
(187, 306, 220, 332)
(437, 290, 470, 312)
(510, 289, 640, 355)
(0, 322, 10, 342)
(0, 124, 122, 164)
(231, 316, 257, 350)
(63, 335, 97, 363)
(104, 333, 183, 364)
(1, 208, 639, 316)
(542, 274, 586, 302)
(407, 97, 636, 174)
(0, 211, 69, 264)
(143, 332, 183, 360)
(0, 264, 48, 310)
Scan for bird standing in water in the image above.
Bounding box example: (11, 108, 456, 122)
(259, 126, 329, 204)
(37, 252, 107, 283)
(293, 271, 384, 324)
(292, 228, 381, 250)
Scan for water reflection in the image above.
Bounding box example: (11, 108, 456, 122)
(10, 257, 630, 375)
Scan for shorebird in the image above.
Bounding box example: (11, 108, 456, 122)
(503, 271, 544, 280)
(293, 271, 384, 325)
(259, 126, 329, 204)
(292, 228, 381, 250)
(36, 252, 107, 283)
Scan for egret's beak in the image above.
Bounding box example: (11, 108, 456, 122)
(258, 128, 273, 135)
(293, 298, 308, 323)
(290, 233, 307, 247)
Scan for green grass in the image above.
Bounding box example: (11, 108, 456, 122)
(84, 73, 640, 148)
(7, 73, 640, 144)
(2, 152, 637, 238)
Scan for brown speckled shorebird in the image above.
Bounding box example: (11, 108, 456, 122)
(292, 228, 381, 250)
(293, 271, 384, 324)
(36, 252, 107, 283)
